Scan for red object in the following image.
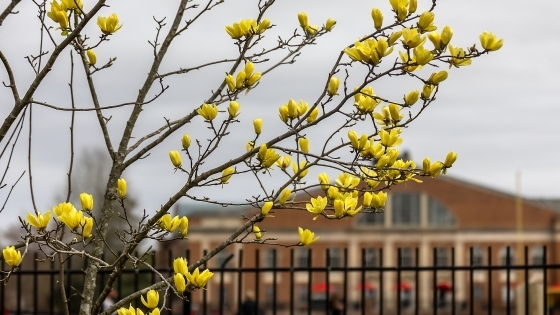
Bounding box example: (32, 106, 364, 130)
(312, 282, 335, 292)
(355, 282, 376, 291)
(393, 281, 412, 291)
(437, 282, 452, 291)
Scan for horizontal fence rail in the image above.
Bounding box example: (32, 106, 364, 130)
(1, 246, 559, 315)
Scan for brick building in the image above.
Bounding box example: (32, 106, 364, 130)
(162, 176, 560, 313)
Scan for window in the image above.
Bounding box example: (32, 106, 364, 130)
(501, 285, 515, 303)
(265, 286, 276, 306)
(357, 212, 385, 225)
(392, 193, 420, 225)
(264, 248, 279, 268)
(500, 247, 515, 266)
(435, 247, 448, 267)
(399, 248, 414, 267)
(215, 250, 233, 268)
(532, 247, 544, 265)
(364, 248, 379, 267)
(471, 247, 484, 266)
(296, 248, 310, 268)
(473, 285, 484, 301)
(328, 248, 342, 268)
(428, 197, 456, 226)
(297, 285, 309, 304)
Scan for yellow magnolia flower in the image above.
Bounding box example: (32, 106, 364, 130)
(292, 161, 309, 179)
(389, 103, 403, 123)
(443, 151, 458, 168)
(117, 178, 127, 199)
(253, 226, 262, 240)
(185, 267, 214, 288)
(448, 45, 472, 67)
(325, 18, 336, 31)
(333, 196, 362, 217)
(389, 0, 408, 21)
(253, 118, 262, 135)
(388, 31, 402, 46)
(197, 103, 218, 121)
(417, 11, 436, 33)
(306, 196, 327, 220)
(441, 26, 453, 46)
(327, 77, 340, 96)
(413, 45, 433, 66)
(278, 105, 289, 123)
(409, 0, 418, 13)
(61, 0, 83, 11)
(169, 151, 182, 168)
(228, 101, 240, 118)
(246, 141, 255, 152)
(306, 106, 319, 123)
(27, 210, 52, 231)
(159, 214, 180, 232)
(421, 84, 434, 99)
(361, 168, 380, 189)
(284, 99, 309, 119)
(53, 202, 74, 217)
(298, 137, 309, 153)
(404, 90, 419, 106)
(97, 13, 122, 35)
(380, 129, 403, 147)
(79, 192, 93, 212)
(47, 1, 69, 30)
(327, 186, 341, 201)
(298, 12, 309, 29)
(257, 19, 271, 34)
(423, 157, 431, 174)
(261, 201, 273, 216)
(371, 8, 383, 30)
(354, 86, 381, 113)
(401, 27, 425, 48)
(141, 289, 159, 309)
(221, 166, 235, 184)
(318, 173, 330, 191)
(86, 49, 96, 66)
(174, 273, 186, 294)
(345, 38, 393, 65)
(174, 257, 188, 276)
(225, 19, 257, 39)
(179, 216, 188, 238)
(58, 207, 83, 231)
(257, 145, 280, 169)
(275, 155, 291, 170)
(428, 71, 448, 85)
(278, 188, 291, 205)
(81, 216, 93, 238)
(150, 308, 160, 315)
(298, 227, 319, 246)
(428, 26, 453, 50)
(429, 162, 444, 177)
(2, 246, 22, 267)
(225, 74, 235, 92)
(479, 31, 503, 51)
(363, 192, 373, 207)
(348, 130, 359, 150)
(370, 191, 387, 209)
(336, 173, 360, 191)
(182, 134, 191, 150)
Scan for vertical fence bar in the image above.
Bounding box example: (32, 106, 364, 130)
(488, 247, 492, 315)
(184, 249, 191, 315)
(202, 249, 207, 315)
(433, 248, 437, 315)
(50, 258, 55, 315)
(290, 249, 294, 315)
(326, 248, 331, 313)
(380, 248, 384, 315)
(543, 246, 547, 315)
(0, 260, 4, 315)
(307, 248, 312, 315)
(272, 249, 277, 315)
(361, 248, 366, 315)
(506, 246, 511, 315)
(397, 247, 402, 315)
(16, 256, 21, 315)
(415, 248, 419, 315)
(255, 249, 260, 315)
(34, 252, 38, 315)
(469, 247, 474, 315)
(219, 254, 233, 315)
(343, 248, 348, 315)
(237, 249, 243, 315)
(66, 254, 72, 308)
(524, 246, 529, 315)
(452, 247, 456, 315)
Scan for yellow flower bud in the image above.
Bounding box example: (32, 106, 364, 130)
(141, 290, 159, 309)
(81, 216, 93, 238)
(221, 166, 235, 184)
(306, 25, 318, 35)
(86, 49, 96, 66)
(174, 273, 186, 294)
(97, 13, 122, 35)
(417, 11, 436, 33)
(182, 134, 191, 150)
(278, 105, 289, 123)
(246, 141, 255, 152)
(253, 118, 262, 135)
(292, 161, 309, 179)
(299, 137, 309, 153)
(173, 257, 188, 275)
(117, 178, 127, 199)
(261, 201, 273, 216)
(179, 216, 188, 238)
(197, 103, 218, 121)
(371, 8, 383, 30)
(348, 130, 359, 150)
(404, 90, 420, 106)
(307, 107, 319, 123)
(247, 72, 262, 86)
(318, 173, 330, 191)
(253, 226, 262, 240)
(244, 62, 254, 78)
(388, 31, 402, 46)
(298, 227, 319, 246)
(298, 12, 309, 29)
(421, 84, 434, 99)
(2, 246, 22, 267)
(235, 71, 246, 89)
(225, 74, 235, 92)
(479, 31, 503, 51)
(363, 192, 373, 207)
(441, 25, 453, 46)
(80, 193, 94, 212)
(278, 189, 291, 205)
(444, 151, 458, 168)
(327, 77, 340, 96)
(169, 151, 182, 168)
(429, 162, 443, 177)
(427, 31, 442, 50)
(325, 18, 336, 31)
(257, 18, 271, 33)
(409, 0, 418, 13)
(413, 45, 433, 66)
(423, 157, 431, 174)
(429, 71, 448, 85)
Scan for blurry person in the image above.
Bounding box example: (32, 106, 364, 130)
(330, 292, 343, 315)
(102, 289, 118, 315)
(240, 291, 257, 315)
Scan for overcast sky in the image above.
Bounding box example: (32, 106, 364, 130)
(0, 0, 559, 233)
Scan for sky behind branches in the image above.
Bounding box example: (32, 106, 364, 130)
(0, 0, 559, 232)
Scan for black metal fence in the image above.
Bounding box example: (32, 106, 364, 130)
(1, 246, 558, 315)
